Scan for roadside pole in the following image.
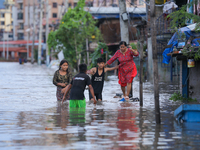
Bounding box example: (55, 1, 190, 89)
(27, 0, 30, 60)
(3, 29, 5, 58)
(139, 29, 144, 107)
(150, 0, 161, 124)
(38, 0, 43, 65)
(64, 0, 68, 12)
(119, 0, 129, 43)
(45, 0, 50, 66)
(119, 0, 134, 97)
(31, 1, 36, 64)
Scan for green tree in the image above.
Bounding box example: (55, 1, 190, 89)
(168, 1, 200, 29)
(47, 0, 103, 70)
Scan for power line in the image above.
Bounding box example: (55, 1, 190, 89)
(126, 0, 149, 22)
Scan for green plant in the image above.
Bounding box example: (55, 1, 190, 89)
(194, 47, 200, 60)
(130, 43, 137, 49)
(181, 42, 196, 58)
(89, 42, 110, 69)
(168, 1, 200, 29)
(47, 0, 103, 71)
(169, 92, 197, 102)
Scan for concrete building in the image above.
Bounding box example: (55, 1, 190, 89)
(12, 0, 65, 41)
(0, 0, 15, 41)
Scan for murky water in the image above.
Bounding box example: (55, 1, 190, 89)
(0, 62, 200, 150)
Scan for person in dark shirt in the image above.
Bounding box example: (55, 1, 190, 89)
(87, 58, 118, 103)
(62, 64, 97, 107)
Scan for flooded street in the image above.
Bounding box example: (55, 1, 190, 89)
(0, 62, 200, 150)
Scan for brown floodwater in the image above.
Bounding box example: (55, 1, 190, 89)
(0, 62, 200, 150)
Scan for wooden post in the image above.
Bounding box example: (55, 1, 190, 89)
(150, 0, 161, 124)
(105, 51, 108, 80)
(139, 28, 144, 107)
(86, 38, 89, 66)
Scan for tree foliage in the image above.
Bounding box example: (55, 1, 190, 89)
(47, 0, 103, 70)
(168, 1, 200, 29)
(90, 42, 110, 69)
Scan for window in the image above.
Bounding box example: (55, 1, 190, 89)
(9, 34, 13, 38)
(74, 3, 77, 7)
(53, 2, 57, 8)
(52, 13, 57, 18)
(11, 21, 13, 25)
(1, 21, 5, 25)
(19, 3, 23, 9)
(17, 13, 23, 20)
(19, 23, 24, 29)
(17, 33, 24, 40)
(68, 3, 72, 7)
(1, 13, 5, 18)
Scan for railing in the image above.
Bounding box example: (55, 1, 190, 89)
(155, 8, 179, 82)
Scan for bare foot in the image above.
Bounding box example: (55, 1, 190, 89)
(125, 96, 129, 101)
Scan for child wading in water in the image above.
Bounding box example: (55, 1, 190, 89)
(62, 64, 97, 107)
(53, 60, 72, 101)
(87, 57, 118, 104)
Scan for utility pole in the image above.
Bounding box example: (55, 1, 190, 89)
(119, 0, 133, 97)
(27, 0, 30, 59)
(150, 0, 160, 124)
(3, 29, 5, 58)
(45, 0, 50, 66)
(64, 0, 68, 13)
(119, 0, 129, 44)
(139, 28, 144, 107)
(6, 32, 8, 60)
(38, 0, 43, 65)
(31, 1, 36, 64)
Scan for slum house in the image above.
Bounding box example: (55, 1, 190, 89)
(86, 7, 146, 54)
(147, 0, 187, 83)
(163, 23, 200, 101)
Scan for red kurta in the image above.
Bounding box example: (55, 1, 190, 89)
(107, 49, 139, 87)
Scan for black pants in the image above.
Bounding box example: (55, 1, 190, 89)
(89, 91, 102, 101)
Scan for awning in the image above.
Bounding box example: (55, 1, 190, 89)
(85, 7, 146, 19)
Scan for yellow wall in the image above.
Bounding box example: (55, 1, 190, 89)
(0, 0, 14, 32)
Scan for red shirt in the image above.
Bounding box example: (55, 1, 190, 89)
(107, 49, 139, 85)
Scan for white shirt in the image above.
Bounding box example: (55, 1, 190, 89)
(163, 2, 178, 14)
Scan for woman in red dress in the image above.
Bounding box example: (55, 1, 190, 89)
(105, 41, 139, 101)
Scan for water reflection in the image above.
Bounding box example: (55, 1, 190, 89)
(1, 62, 200, 149)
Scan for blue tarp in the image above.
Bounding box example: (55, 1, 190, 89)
(162, 26, 200, 64)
